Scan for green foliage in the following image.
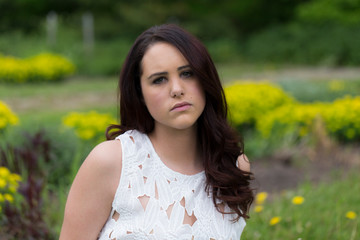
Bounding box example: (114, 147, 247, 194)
(245, 23, 360, 66)
(296, 0, 360, 25)
(276, 79, 360, 103)
(0, 130, 57, 239)
(205, 39, 242, 63)
(243, 174, 360, 239)
(0, 52, 75, 83)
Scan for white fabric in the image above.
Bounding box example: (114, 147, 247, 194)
(98, 130, 246, 240)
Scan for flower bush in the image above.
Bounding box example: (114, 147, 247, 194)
(0, 167, 22, 215)
(322, 96, 360, 141)
(224, 81, 294, 129)
(256, 102, 329, 138)
(0, 52, 75, 83)
(0, 101, 19, 132)
(256, 96, 360, 142)
(225, 81, 360, 143)
(63, 111, 117, 141)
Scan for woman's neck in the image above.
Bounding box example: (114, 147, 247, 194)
(148, 125, 203, 175)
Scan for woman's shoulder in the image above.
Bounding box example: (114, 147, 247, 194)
(86, 140, 123, 171)
(78, 139, 123, 196)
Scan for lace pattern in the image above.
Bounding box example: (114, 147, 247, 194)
(98, 130, 245, 240)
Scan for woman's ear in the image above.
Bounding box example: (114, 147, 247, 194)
(237, 154, 250, 172)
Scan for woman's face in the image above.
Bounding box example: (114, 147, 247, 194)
(140, 42, 206, 132)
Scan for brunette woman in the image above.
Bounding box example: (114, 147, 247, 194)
(60, 24, 253, 240)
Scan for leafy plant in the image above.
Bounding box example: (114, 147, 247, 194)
(0, 130, 56, 239)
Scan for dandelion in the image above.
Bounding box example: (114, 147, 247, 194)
(255, 192, 268, 205)
(269, 216, 281, 226)
(292, 196, 305, 205)
(254, 205, 263, 213)
(346, 211, 357, 220)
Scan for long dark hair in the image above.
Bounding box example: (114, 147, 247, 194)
(106, 24, 253, 220)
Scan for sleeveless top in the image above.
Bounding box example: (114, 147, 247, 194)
(98, 130, 246, 240)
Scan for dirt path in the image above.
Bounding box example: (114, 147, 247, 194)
(250, 143, 360, 194)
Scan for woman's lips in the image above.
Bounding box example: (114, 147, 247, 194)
(171, 102, 192, 111)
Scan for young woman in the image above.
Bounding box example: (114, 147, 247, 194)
(60, 24, 254, 240)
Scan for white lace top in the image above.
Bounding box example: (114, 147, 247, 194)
(98, 130, 246, 240)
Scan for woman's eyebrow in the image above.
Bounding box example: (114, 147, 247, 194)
(178, 65, 191, 71)
(147, 71, 167, 80)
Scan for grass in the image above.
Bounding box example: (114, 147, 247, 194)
(276, 78, 360, 103)
(0, 76, 118, 98)
(243, 173, 360, 239)
(1, 76, 119, 127)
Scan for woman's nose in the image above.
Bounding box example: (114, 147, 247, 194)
(170, 77, 184, 98)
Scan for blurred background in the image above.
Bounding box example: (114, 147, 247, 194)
(0, 0, 359, 239)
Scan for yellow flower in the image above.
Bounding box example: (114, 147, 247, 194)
(292, 196, 305, 205)
(0, 178, 6, 188)
(269, 216, 281, 226)
(255, 192, 268, 205)
(346, 211, 357, 220)
(9, 173, 22, 182)
(254, 205, 264, 213)
(0, 166, 10, 178)
(0, 101, 19, 130)
(0, 193, 4, 202)
(63, 111, 116, 141)
(4, 193, 14, 203)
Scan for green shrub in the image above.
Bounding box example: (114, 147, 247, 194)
(0, 52, 75, 83)
(0, 130, 57, 239)
(245, 23, 360, 66)
(296, 0, 360, 25)
(276, 79, 360, 103)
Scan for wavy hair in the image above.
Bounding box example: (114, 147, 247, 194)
(106, 24, 254, 220)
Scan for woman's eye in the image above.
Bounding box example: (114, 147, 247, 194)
(181, 70, 193, 78)
(153, 77, 166, 84)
